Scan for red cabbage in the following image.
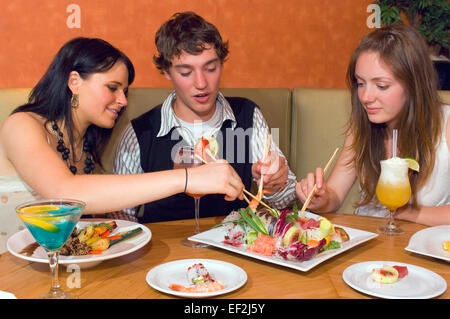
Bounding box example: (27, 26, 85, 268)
(277, 238, 326, 262)
(274, 209, 289, 236)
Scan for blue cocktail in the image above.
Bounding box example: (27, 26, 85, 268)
(16, 199, 85, 299)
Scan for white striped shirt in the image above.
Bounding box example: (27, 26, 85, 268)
(113, 91, 297, 218)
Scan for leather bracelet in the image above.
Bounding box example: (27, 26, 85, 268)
(184, 168, 188, 193)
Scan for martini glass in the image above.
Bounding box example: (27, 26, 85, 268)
(16, 199, 85, 298)
(173, 146, 208, 247)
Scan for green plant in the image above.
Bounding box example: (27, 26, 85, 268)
(374, 0, 450, 57)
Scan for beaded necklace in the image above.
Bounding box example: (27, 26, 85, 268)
(51, 121, 95, 174)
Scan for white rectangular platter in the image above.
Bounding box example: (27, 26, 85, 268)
(190, 214, 378, 272)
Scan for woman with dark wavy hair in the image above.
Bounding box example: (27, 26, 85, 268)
(296, 25, 449, 226)
(13, 37, 136, 171)
(0, 37, 244, 252)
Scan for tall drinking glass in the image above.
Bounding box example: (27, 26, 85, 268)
(16, 199, 85, 298)
(173, 146, 209, 247)
(376, 158, 411, 236)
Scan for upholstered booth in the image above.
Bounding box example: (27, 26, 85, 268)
(1, 87, 449, 215)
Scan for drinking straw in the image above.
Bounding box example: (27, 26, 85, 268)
(392, 129, 397, 158)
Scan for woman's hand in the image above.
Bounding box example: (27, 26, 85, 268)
(295, 167, 330, 212)
(187, 160, 244, 201)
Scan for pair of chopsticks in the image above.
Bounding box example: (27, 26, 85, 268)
(299, 147, 340, 216)
(194, 151, 273, 211)
(194, 134, 274, 212)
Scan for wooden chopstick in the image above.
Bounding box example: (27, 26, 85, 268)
(242, 192, 251, 205)
(258, 134, 271, 197)
(300, 147, 340, 216)
(194, 154, 208, 164)
(242, 188, 274, 211)
(205, 148, 217, 162)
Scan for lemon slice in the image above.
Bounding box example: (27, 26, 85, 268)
(206, 136, 219, 157)
(18, 215, 59, 232)
(318, 217, 335, 238)
(403, 157, 420, 172)
(20, 205, 60, 214)
(443, 241, 450, 252)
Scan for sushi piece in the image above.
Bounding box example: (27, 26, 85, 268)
(371, 265, 399, 284)
(169, 263, 225, 293)
(187, 263, 214, 284)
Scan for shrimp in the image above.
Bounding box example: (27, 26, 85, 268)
(248, 189, 270, 211)
(169, 281, 225, 293)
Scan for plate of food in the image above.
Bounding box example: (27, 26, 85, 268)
(146, 259, 247, 298)
(7, 219, 151, 268)
(189, 207, 378, 272)
(405, 225, 450, 262)
(343, 261, 447, 299)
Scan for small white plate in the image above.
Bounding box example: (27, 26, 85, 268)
(343, 261, 447, 299)
(190, 212, 378, 272)
(146, 259, 247, 298)
(405, 225, 450, 262)
(7, 219, 151, 268)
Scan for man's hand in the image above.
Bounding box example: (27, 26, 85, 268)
(251, 151, 288, 194)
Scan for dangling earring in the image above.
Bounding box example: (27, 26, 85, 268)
(71, 93, 79, 109)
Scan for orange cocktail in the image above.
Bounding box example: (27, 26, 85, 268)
(376, 157, 411, 236)
(376, 180, 411, 211)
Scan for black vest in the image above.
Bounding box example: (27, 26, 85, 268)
(131, 97, 256, 223)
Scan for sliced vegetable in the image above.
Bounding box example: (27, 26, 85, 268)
(238, 208, 268, 235)
(89, 238, 110, 251)
(87, 249, 103, 255)
(109, 227, 143, 246)
(246, 231, 258, 245)
(77, 225, 94, 242)
(282, 226, 300, 247)
(307, 239, 319, 248)
(273, 209, 288, 236)
(93, 221, 117, 234)
(94, 226, 106, 235)
(85, 236, 101, 246)
(323, 240, 341, 251)
(277, 239, 326, 261)
(101, 229, 111, 238)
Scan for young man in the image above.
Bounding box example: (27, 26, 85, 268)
(114, 11, 297, 222)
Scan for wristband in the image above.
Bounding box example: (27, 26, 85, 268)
(184, 168, 188, 193)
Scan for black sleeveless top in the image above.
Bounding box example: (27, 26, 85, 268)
(131, 97, 257, 223)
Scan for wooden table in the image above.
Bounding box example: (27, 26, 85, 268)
(0, 213, 448, 299)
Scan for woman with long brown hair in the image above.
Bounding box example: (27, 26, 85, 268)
(296, 25, 449, 226)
